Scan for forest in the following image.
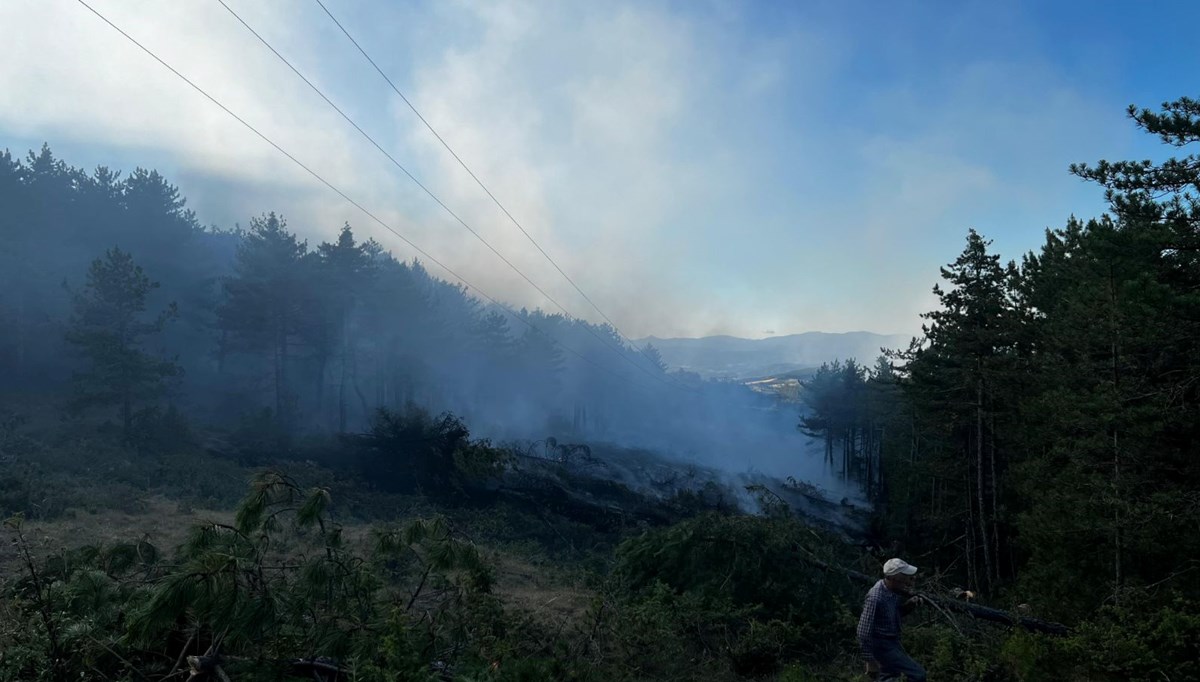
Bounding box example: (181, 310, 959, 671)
(1, 97, 1199, 681)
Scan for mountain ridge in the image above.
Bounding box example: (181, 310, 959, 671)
(636, 331, 912, 380)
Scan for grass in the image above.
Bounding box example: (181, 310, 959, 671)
(1, 407, 603, 650)
(0, 495, 229, 576)
(0, 405, 894, 681)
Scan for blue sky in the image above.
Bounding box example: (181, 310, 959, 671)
(2, 0, 1197, 339)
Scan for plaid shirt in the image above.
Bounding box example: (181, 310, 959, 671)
(857, 579, 903, 660)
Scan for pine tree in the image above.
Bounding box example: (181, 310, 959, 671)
(217, 213, 311, 434)
(641, 343, 668, 373)
(1012, 96, 1200, 612)
(0, 149, 27, 373)
(468, 310, 516, 417)
(314, 224, 374, 431)
(1070, 96, 1200, 233)
(896, 230, 1018, 593)
(799, 359, 886, 494)
(64, 248, 180, 441)
(799, 360, 843, 471)
(513, 324, 564, 414)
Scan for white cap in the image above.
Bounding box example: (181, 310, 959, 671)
(883, 558, 918, 576)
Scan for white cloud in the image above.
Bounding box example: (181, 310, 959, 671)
(0, 0, 1136, 340)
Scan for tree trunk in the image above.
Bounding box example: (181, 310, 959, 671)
(354, 375, 371, 418)
(1107, 264, 1123, 598)
(930, 477, 936, 517)
(1108, 429, 1118, 593)
(15, 286, 27, 370)
(120, 319, 133, 442)
(876, 426, 886, 505)
(988, 411, 1000, 583)
(276, 322, 289, 434)
(868, 429, 878, 497)
(909, 408, 918, 465)
(315, 352, 327, 428)
(843, 429, 851, 479)
(976, 379, 994, 592)
(274, 332, 283, 422)
(338, 312, 349, 433)
(965, 490, 977, 593)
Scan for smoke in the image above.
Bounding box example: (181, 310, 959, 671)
(0, 143, 866, 535)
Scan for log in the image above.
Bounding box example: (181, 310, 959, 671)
(792, 547, 1072, 636)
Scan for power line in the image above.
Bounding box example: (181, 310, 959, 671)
(75, 0, 668, 395)
(311, 0, 672, 374)
(215, 0, 687, 392)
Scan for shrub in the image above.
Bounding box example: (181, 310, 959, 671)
(351, 406, 511, 500)
(999, 597, 1200, 681)
(608, 514, 859, 676)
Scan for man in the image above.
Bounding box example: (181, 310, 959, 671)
(857, 557, 927, 681)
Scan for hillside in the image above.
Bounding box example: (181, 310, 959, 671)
(641, 331, 911, 380)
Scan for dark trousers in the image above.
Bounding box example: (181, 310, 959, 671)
(866, 639, 926, 682)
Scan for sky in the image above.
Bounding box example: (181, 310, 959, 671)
(2, 0, 1198, 340)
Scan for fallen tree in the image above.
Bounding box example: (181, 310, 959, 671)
(792, 546, 1072, 636)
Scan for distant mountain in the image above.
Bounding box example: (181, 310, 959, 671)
(638, 331, 911, 380)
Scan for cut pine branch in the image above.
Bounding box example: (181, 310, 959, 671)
(790, 545, 1071, 636)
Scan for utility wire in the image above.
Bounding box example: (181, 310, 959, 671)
(216, 0, 687, 391)
(75, 0, 666, 395)
(312, 0, 672, 374)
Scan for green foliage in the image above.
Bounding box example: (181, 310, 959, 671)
(64, 247, 181, 441)
(0, 413, 253, 519)
(1, 145, 204, 389)
(7, 96, 1200, 681)
(217, 212, 317, 435)
(226, 406, 290, 463)
(902, 625, 996, 680)
(0, 410, 39, 458)
(312, 224, 379, 433)
(610, 514, 857, 675)
(2, 472, 510, 681)
(664, 480, 735, 517)
(998, 599, 1200, 682)
(777, 663, 856, 682)
(0, 515, 160, 682)
(641, 343, 668, 373)
(1070, 96, 1200, 229)
(0, 412, 42, 517)
(839, 94, 1200, 680)
(882, 228, 1023, 594)
(870, 100, 1200, 628)
(615, 515, 844, 624)
(799, 358, 890, 499)
(127, 403, 193, 455)
(352, 405, 512, 499)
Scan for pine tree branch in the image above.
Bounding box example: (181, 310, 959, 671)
(788, 543, 1072, 636)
